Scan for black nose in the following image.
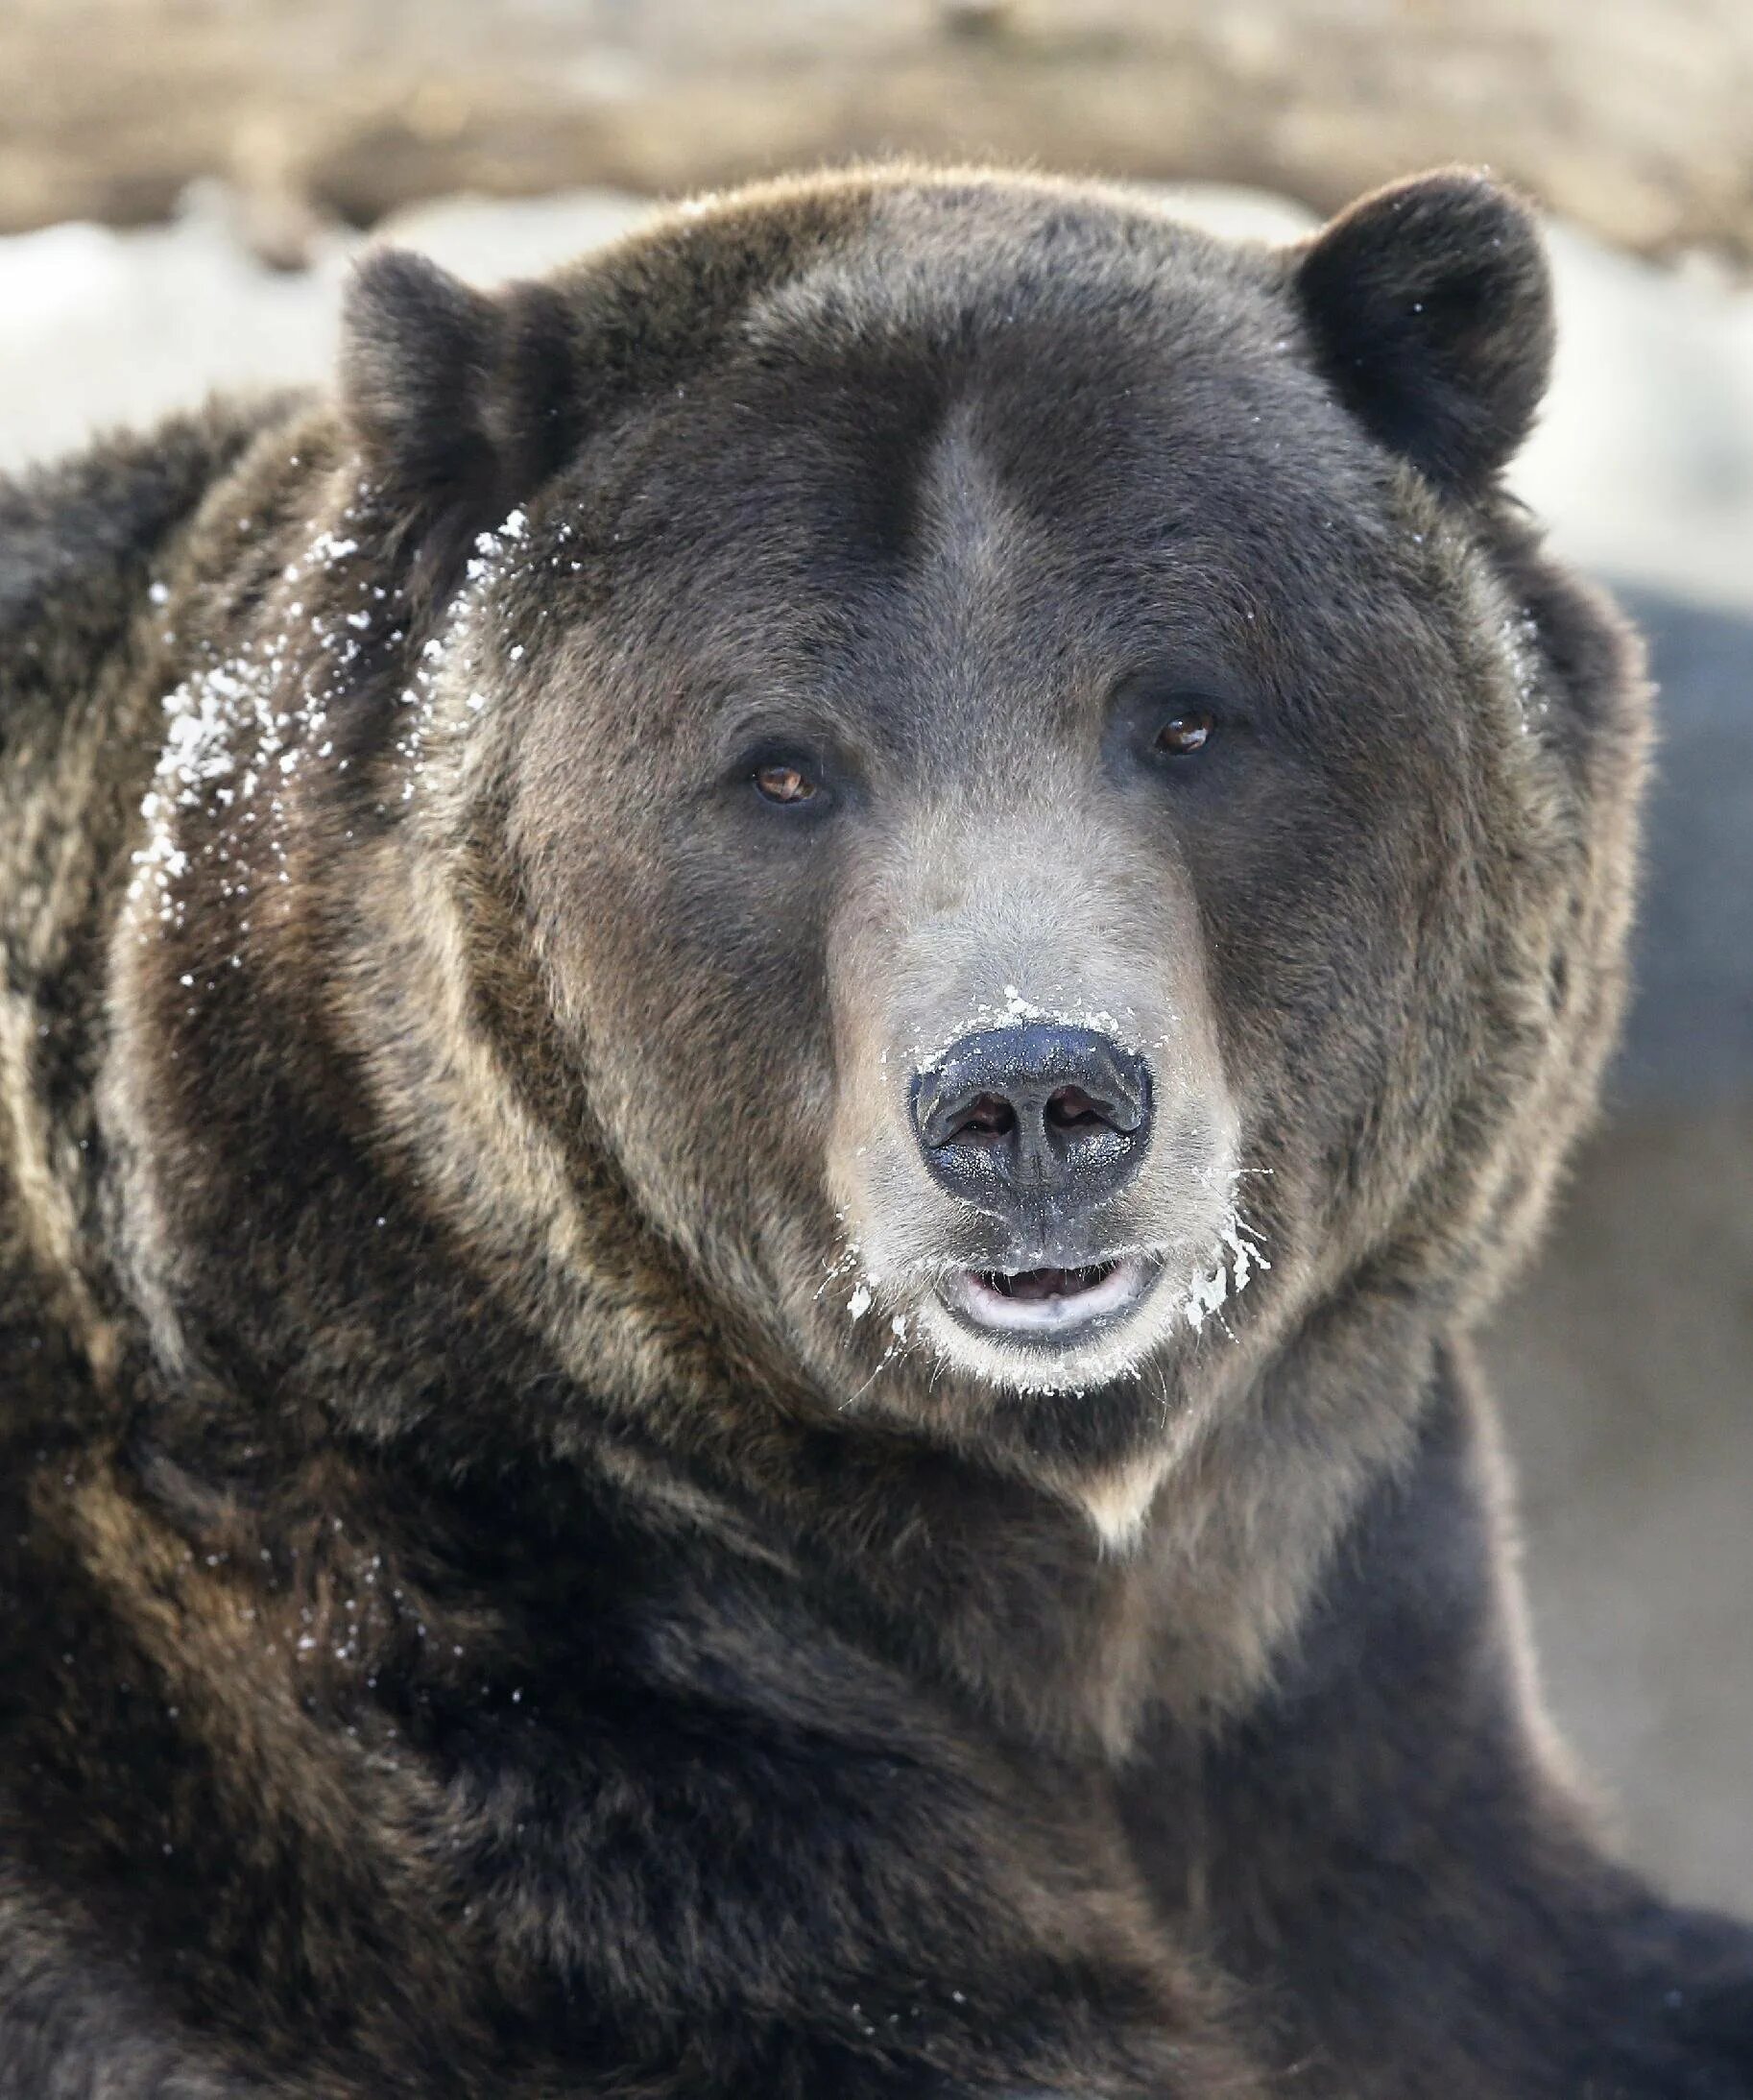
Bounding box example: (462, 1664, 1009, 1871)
(911, 1023, 1152, 1219)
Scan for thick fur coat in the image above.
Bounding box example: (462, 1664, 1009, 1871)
(1, 165, 1749, 2097)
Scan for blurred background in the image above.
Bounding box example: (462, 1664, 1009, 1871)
(1, 0, 1747, 1905)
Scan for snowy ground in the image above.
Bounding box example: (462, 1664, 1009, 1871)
(3, 182, 1749, 1905)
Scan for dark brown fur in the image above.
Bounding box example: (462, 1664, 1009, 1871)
(2, 165, 1749, 2097)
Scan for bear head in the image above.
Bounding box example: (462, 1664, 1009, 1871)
(113, 168, 1645, 1561)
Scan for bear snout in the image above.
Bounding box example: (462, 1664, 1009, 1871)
(910, 1021, 1152, 1223)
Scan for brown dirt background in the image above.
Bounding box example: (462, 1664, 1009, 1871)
(3, 0, 1753, 266)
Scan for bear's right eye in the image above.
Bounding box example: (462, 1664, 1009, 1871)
(753, 760, 820, 807)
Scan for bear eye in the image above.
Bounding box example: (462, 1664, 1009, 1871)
(1153, 710, 1215, 758)
(753, 760, 820, 806)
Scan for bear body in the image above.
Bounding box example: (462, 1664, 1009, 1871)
(1, 166, 1749, 2096)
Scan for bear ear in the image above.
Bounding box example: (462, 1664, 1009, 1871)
(339, 249, 576, 596)
(1291, 170, 1553, 493)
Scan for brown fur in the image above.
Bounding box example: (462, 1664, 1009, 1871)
(2, 164, 1749, 2097)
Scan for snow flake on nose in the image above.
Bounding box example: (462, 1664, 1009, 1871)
(905, 985, 1141, 1076)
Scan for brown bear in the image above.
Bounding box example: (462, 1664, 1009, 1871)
(0, 162, 1748, 2098)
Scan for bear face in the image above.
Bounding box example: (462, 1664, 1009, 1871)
(113, 169, 1643, 1559)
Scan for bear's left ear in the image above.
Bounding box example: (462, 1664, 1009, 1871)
(340, 249, 577, 596)
(1291, 170, 1553, 493)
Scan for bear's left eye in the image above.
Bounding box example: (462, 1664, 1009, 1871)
(1153, 710, 1215, 758)
(1108, 671, 1236, 779)
(753, 760, 820, 806)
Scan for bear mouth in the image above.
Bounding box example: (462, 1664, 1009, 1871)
(942, 1255, 1157, 1340)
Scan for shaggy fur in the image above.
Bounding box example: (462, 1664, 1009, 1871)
(1, 165, 1749, 2097)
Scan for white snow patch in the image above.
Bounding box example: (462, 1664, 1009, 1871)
(392, 503, 531, 803)
(1163, 1175, 1271, 1337)
(127, 500, 387, 934)
(1500, 610, 1551, 737)
(906, 985, 1144, 1076)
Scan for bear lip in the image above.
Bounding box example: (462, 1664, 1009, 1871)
(941, 1255, 1157, 1340)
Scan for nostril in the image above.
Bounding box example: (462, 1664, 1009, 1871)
(946, 1094, 1016, 1143)
(1045, 1085, 1108, 1132)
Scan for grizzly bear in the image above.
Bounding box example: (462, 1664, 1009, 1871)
(1, 161, 1749, 2098)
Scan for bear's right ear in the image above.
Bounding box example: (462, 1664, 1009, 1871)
(1291, 170, 1554, 494)
(340, 250, 576, 597)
